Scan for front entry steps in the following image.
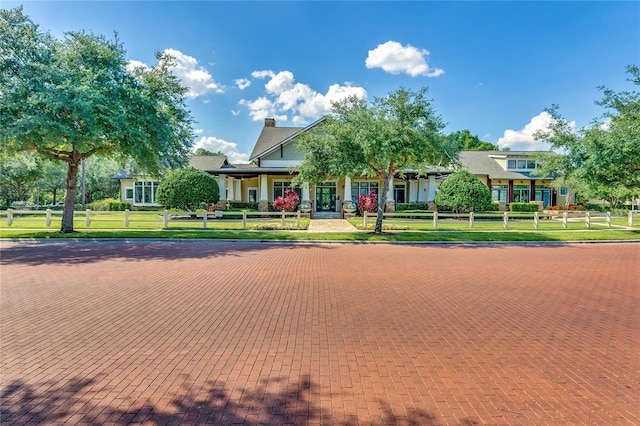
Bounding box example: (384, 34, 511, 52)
(313, 211, 342, 219)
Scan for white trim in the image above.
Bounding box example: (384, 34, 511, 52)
(260, 159, 302, 167)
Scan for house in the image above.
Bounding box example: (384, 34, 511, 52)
(458, 150, 572, 208)
(115, 118, 449, 214)
(115, 119, 571, 212)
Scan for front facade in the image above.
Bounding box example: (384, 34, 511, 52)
(115, 119, 570, 211)
(458, 151, 572, 209)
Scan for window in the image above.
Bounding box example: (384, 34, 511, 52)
(273, 181, 299, 200)
(248, 188, 257, 203)
(351, 181, 378, 202)
(507, 159, 537, 170)
(124, 187, 133, 200)
(492, 185, 508, 202)
(134, 180, 158, 204)
(513, 186, 530, 203)
(560, 187, 568, 196)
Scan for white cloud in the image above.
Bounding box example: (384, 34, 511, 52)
(231, 110, 240, 116)
(497, 112, 576, 151)
(194, 128, 204, 134)
(234, 78, 251, 90)
(239, 97, 288, 122)
(365, 41, 444, 77)
(194, 136, 250, 164)
(239, 70, 367, 123)
(126, 60, 150, 73)
(252, 70, 276, 79)
(162, 48, 223, 98)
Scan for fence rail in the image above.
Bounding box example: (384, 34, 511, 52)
(363, 210, 636, 229)
(1, 209, 306, 230)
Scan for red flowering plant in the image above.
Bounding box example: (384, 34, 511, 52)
(272, 189, 300, 212)
(357, 191, 378, 214)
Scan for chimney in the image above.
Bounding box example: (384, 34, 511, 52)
(264, 118, 276, 128)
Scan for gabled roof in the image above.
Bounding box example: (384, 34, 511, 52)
(249, 117, 326, 162)
(188, 155, 230, 171)
(459, 150, 555, 180)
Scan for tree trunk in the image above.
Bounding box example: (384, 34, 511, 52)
(61, 157, 80, 233)
(374, 174, 391, 234)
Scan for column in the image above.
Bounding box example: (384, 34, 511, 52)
(427, 175, 437, 201)
(386, 176, 395, 212)
(259, 174, 269, 212)
(218, 175, 227, 208)
(529, 179, 536, 201)
(343, 176, 352, 203)
(409, 180, 417, 203)
(417, 179, 426, 202)
(508, 180, 514, 203)
(227, 177, 235, 201)
(235, 180, 242, 201)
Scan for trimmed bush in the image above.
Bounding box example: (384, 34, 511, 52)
(228, 201, 259, 210)
(396, 203, 431, 211)
(434, 170, 492, 213)
(156, 167, 219, 211)
(509, 202, 540, 212)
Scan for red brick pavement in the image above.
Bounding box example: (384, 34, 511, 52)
(1, 240, 638, 425)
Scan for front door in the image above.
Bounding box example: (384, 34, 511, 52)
(316, 183, 337, 212)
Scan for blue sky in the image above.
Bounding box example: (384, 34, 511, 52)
(5, 1, 639, 162)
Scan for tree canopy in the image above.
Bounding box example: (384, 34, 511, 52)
(535, 65, 640, 205)
(0, 7, 195, 232)
(446, 130, 498, 151)
(156, 167, 219, 211)
(294, 87, 457, 233)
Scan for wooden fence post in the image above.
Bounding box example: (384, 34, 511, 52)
(46, 209, 52, 227)
(534, 212, 539, 229)
(469, 211, 474, 228)
(562, 212, 568, 229)
(503, 211, 508, 229)
(281, 210, 285, 227)
(297, 210, 301, 229)
(629, 210, 634, 227)
(585, 211, 590, 228)
(164, 210, 169, 228)
(203, 209, 207, 229)
(124, 209, 130, 228)
(363, 211, 368, 228)
(7, 209, 13, 227)
(433, 211, 438, 229)
(606, 211, 611, 228)
(85, 209, 91, 228)
(242, 210, 247, 229)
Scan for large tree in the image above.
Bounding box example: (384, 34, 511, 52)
(0, 7, 195, 232)
(0, 152, 40, 205)
(446, 129, 498, 151)
(535, 65, 640, 203)
(295, 87, 457, 234)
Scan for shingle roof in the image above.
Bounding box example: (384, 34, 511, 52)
(249, 127, 302, 161)
(459, 151, 555, 180)
(188, 155, 229, 171)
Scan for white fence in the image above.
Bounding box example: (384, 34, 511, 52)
(363, 210, 637, 229)
(1, 209, 306, 230)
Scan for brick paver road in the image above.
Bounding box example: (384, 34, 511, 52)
(1, 240, 638, 425)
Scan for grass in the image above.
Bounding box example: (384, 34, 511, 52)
(1, 228, 638, 242)
(1, 210, 638, 242)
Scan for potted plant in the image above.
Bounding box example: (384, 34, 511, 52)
(343, 200, 357, 213)
(299, 202, 312, 213)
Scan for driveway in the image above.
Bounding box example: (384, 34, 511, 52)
(1, 240, 638, 425)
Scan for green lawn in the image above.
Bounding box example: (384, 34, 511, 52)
(1, 210, 638, 242)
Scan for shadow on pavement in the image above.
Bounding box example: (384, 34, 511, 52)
(0, 375, 461, 425)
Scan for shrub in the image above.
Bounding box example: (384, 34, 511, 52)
(87, 198, 132, 211)
(272, 189, 300, 212)
(358, 192, 378, 213)
(156, 167, 219, 211)
(509, 202, 540, 212)
(228, 201, 259, 210)
(434, 170, 492, 213)
(396, 203, 430, 211)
